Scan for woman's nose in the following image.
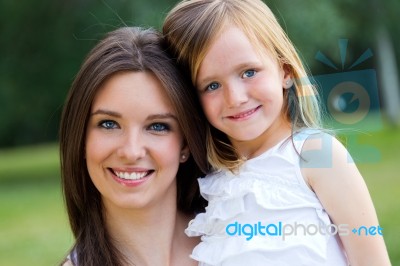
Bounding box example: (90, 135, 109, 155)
(116, 129, 146, 161)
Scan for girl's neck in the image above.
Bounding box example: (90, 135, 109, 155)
(232, 119, 292, 159)
(104, 198, 198, 266)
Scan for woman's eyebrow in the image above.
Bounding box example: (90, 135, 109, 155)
(91, 109, 122, 118)
(90, 110, 178, 121)
(147, 113, 178, 121)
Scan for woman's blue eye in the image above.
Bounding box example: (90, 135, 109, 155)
(149, 123, 170, 132)
(206, 82, 221, 91)
(243, 69, 256, 78)
(99, 120, 118, 129)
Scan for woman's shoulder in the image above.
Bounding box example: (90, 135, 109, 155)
(61, 249, 77, 266)
(61, 259, 74, 266)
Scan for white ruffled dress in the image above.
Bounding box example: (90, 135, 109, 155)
(186, 130, 349, 266)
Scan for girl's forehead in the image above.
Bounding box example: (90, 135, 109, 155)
(207, 25, 278, 62)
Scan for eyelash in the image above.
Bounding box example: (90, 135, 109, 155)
(243, 69, 256, 78)
(148, 122, 170, 132)
(98, 120, 119, 130)
(98, 120, 171, 133)
(203, 69, 257, 92)
(205, 82, 221, 92)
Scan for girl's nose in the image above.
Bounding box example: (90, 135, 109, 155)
(116, 129, 146, 161)
(224, 82, 248, 108)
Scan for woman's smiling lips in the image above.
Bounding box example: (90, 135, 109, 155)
(109, 168, 154, 187)
(226, 105, 261, 121)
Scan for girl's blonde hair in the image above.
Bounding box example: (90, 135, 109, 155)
(163, 0, 323, 171)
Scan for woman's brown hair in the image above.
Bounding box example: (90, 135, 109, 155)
(59, 26, 208, 265)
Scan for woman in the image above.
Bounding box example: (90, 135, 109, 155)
(59, 27, 208, 266)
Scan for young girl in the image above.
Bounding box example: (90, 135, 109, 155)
(163, 0, 391, 265)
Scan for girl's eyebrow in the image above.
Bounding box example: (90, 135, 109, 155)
(196, 78, 212, 89)
(91, 109, 121, 118)
(236, 61, 262, 69)
(197, 61, 262, 86)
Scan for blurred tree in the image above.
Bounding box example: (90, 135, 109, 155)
(268, 0, 399, 126)
(0, 0, 398, 148)
(0, 0, 176, 148)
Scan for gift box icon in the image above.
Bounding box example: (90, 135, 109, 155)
(312, 39, 382, 132)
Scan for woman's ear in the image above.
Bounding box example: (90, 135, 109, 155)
(179, 145, 190, 163)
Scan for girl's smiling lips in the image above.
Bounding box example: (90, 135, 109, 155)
(226, 105, 262, 121)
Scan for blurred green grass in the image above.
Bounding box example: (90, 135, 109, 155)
(351, 126, 400, 264)
(0, 144, 72, 266)
(0, 125, 399, 265)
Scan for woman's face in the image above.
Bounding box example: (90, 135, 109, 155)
(85, 71, 189, 210)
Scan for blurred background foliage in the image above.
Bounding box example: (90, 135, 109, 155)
(0, 0, 399, 148)
(0, 0, 399, 265)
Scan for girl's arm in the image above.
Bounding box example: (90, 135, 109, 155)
(301, 133, 391, 266)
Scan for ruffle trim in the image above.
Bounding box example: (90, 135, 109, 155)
(195, 171, 322, 223)
(189, 228, 330, 265)
(186, 172, 332, 265)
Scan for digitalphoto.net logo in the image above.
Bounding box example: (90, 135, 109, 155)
(225, 221, 383, 241)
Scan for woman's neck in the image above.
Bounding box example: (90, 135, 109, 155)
(104, 199, 198, 266)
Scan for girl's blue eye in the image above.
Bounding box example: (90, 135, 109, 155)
(149, 123, 170, 132)
(206, 82, 221, 91)
(99, 120, 118, 129)
(243, 69, 256, 78)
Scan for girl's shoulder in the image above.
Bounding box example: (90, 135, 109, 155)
(293, 127, 338, 151)
(293, 127, 330, 141)
(293, 130, 347, 161)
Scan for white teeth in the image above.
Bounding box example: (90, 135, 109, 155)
(115, 171, 148, 180)
(233, 109, 256, 118)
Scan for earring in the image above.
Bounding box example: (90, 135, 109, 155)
(284, 79, 293, 89)
(181, 154, 186, 160)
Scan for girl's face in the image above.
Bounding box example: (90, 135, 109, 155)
(85, 71, 188, 210)
(196, 26, 291, 155)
